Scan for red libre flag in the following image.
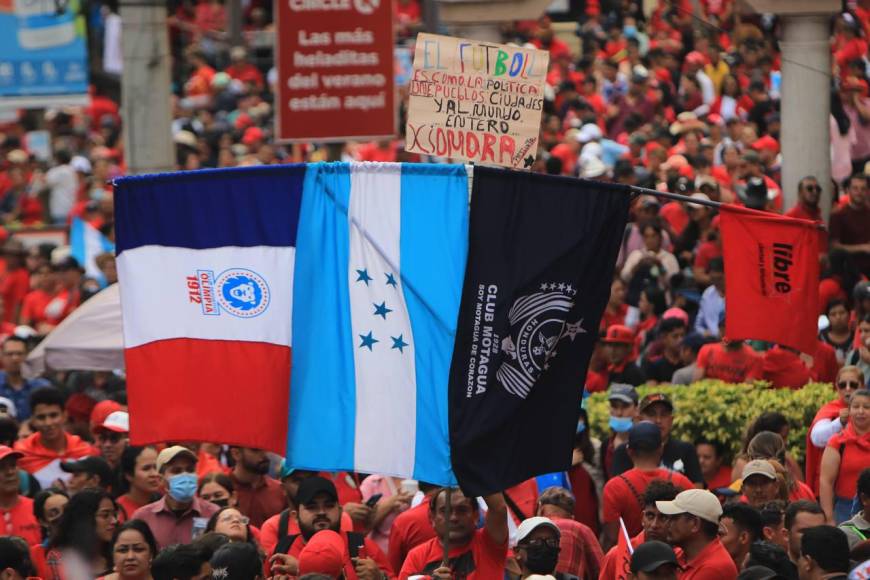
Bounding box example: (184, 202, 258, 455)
(719, 205, 820, 355)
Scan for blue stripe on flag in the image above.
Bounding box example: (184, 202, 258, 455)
(114, 166, 305, 255)
(400, 164, 468, 485)
(287, 163, 356, 471)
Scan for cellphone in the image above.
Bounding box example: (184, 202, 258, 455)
(365, 493, 383, 508)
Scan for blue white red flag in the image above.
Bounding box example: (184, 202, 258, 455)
(286, 162, 468, 486)
(114, 166, 304, 454)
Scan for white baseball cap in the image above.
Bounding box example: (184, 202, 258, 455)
(100, 411, 129, 433)
(656, 489, 722, 524)
(0, 397, 17, 418)
(516, 516, 561, 544)
(742, 459, 777, 481)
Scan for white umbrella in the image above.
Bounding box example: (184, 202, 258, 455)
(25, 284, 124, 375)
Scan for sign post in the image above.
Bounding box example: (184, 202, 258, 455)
(404, 33, 549, 169)
(275, 0, 396, 142)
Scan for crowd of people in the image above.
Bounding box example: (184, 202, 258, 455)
(0, 0, 869, 578)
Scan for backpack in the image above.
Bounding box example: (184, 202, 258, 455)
(273, 509, 366, 558)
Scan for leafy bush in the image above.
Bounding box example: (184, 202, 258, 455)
(584, 381, 835, 465)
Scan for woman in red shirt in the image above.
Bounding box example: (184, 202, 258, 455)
(116, 446, 161, 521)
(821, 389, 870, 524)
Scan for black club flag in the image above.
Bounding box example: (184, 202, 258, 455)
(448, 167, 630, 496)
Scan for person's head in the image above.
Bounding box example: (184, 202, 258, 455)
(784, 501, 826, 561)
(759, 501, 788, 550)
(60, 456, 113, 495)
(720, 503, 763, 568)
(608, 383, 639, 432)
(0, 536, 35, 580)
(796, 176, 821, 208)
(657, 489, 723, 548)
(51, 488, 117, 562)
(850, 389, 870, 432)
(0, 446, 21, 499)
(229, 447, 270, 476)
(835, 366, 864, 405)
(797, 526, 849, 579)
(94, 411, 129, 468)
(603, 325, 635, 366)
(639, 286, 667, 319)
(641, 222, 664, 252)
(536, 486, 575, 520)
(296, 476, 343, 541)
(857, 468, 870, 520)
(429, 487, 480, 547)
(746, 541, 798, 579)
(279, 466, 317, 506)
(658, 318, 687, 355)
(298, 529, 346, 578)
(845, 172, 868, 208)
(708, 257, 724, 290)
(121, 446, 161, 498)
(151, 544, 212, 580)
(609, 277, 627, 307)
(515, 517, 561, 576)
(742, 460, 782, 508)
(679, 332, 707, 366)
(695, 438, 727, 482)
(198, 472, 236, 508)
(642, 480, 681, 542)
(111, 520, 158, 580)
(206, 507, 250, 543)
(628, 540, 679, 580)
(209, 542, 262, 580)
(745, 431, 787, 466)
(628, 421, 664, 465)
(33, 487, 69, 539)
(638, 394, 674, 440)
(29, 387, 66, 445)
(0, 337, 26, 376)
(825, 299, 850, 334)
(156, 446, 198, 504)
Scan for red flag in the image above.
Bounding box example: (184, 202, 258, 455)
(719, 205, 820, 354)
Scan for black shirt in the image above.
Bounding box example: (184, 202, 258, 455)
(609, 363, 646, 386)
(610, 437, 704, 484)
(643, 356, 682, 383)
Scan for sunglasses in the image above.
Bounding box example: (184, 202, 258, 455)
(838, 380, 861, 390)
(803, 185, 821, 193)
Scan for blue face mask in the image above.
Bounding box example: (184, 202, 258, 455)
(167, 472, 198, 503)
(623, 25, 637, 38)
(576, 422, 587, 434)
(609, 415, 634, 433)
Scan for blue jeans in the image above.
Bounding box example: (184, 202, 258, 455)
(834, 496, 855, 524)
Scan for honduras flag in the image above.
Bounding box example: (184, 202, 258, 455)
(114, 166, 304, 454)
(70, 217, 115, 287)
(287, 162, 468, 486)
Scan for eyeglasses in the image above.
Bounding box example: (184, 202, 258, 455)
(803, 185, 821, 193)
(520, 538, 560, 549)
(218, 513, 249, 525)
(838, 380, 861, 390)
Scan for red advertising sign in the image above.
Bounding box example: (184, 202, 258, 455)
(276, 0, 395, 142)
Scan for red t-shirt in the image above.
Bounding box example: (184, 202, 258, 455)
(696, 342, 762, 383)
(117, 494, 150, 522)
(812, 341, 840, 384)
(598, 532, 643, 580)
(0, 496, 40, 546)
(693, 241, 722, 272)
(602, 468, 693, 536)
(0, 268, 29, 323)
(789, 480, 816, 503)
(20, 289, 69, 327)
(828, 426, 870, 498)
(761, 347, 813, 389)
(600, 303, 628, 331)
(399, 528, 506, 580)
(706, 465, 732, 491)
(260, 510, 354, 556)
(387, 498, 435, 574)
(678, 538, 738, 580)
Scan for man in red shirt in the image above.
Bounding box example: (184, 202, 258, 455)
(785, 176, 823, 222)
(387, 484, 438, 573)
(0, 445, 40, 545)
(270, 476, 392, 579)
(657, 489, 737, 579)
(224, 46, 264, 90)
(694, 316, 763, 383)
(14, 387, 97, 489)
(399, 487, 507, 579)
(228, 446, 286, 527)
(602, 422, 693, 549)
(718, 503, 763, 572)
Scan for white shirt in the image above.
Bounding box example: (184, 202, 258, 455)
(45, 164, 77, 222)
(620, 248, 680, 283)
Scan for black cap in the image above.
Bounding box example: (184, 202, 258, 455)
(628, 421, 662, 451)
(639, 393, 674, 414)
(60, 456, 113, 486)
(295, 476, 339, 506)
(630, 540, 679, 573)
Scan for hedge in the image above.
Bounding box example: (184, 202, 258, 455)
(583, 381, 836, 466)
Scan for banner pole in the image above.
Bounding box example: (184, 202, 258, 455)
(441, 487, 452, 567)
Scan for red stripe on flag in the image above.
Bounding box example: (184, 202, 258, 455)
(720, 205, 820, 355)
(125, 339, 290, 454)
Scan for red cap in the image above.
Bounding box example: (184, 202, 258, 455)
(234, 112, 253, 131)
(751, 135, 779, 154)
(298, 530, 347, 577)
(0, 445, 22, 462)
(602, 325, 635, 345)
(66, 393, 97, 423)
(662, 307, 689, 325)
(90, 400, 122, 432)
(242, 126, 264, 146)
(685, 51, 706, 66)
(706, 113, 724, 126)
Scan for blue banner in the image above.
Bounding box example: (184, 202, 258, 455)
(0, 0, 88, 102)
